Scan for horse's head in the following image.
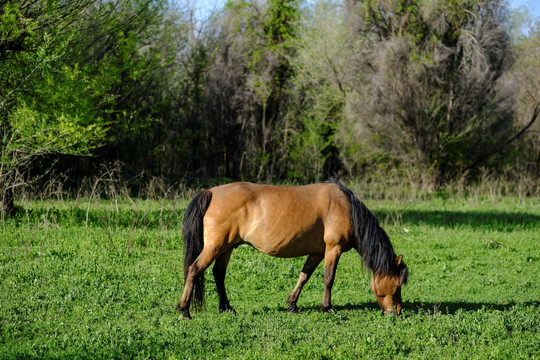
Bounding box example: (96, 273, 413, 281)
(370, 254, 408, 315)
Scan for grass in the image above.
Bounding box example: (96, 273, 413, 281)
(1, 194, 539, 359)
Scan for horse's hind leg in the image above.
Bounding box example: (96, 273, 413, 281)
(177, 247, 216, 319)
(286, 254, 324, 313)
(213, 247, 236, 314)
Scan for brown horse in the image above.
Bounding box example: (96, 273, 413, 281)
(177, 179, 408, 319)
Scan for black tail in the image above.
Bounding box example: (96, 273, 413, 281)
(183, 189, 213, 311)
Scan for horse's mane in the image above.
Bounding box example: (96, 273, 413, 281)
(325, 178, 397, 277)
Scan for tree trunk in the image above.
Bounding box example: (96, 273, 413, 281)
(1, 186, 15, 217)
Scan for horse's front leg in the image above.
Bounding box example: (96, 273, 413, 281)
(213, 247, 236, 314)
(321, 245, 342, 313)
(286, 254, 324, 313)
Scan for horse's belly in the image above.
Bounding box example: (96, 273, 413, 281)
(243, 226, 326, 258)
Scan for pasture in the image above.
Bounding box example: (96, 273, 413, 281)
(1, 193, 539, 359)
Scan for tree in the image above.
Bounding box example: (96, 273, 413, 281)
(0, 0, 164, 215)
(68, 0, 178, 178)
(0, 1, 105, 215)
(288, 0, 350, 180)
(199, 0, 299, 181)
(507, 15, 540, 178)
(338, 0, 519, 184)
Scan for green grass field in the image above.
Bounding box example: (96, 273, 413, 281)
(1, 195, 539, 359)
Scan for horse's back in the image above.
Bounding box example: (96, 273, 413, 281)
(203, 182, 352, 257)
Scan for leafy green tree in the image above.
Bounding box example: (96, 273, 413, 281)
(198, 0, 299, 181)
(0, 0, 165, 214)
(68, 0, 174, 175)
(288, 0, 349, 180)
(0, 1, 106, 214)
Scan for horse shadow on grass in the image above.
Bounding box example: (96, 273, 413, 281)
(284, 301, 539, 316)
(400, 301, 539, 315)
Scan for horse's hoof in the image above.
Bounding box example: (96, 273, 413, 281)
(219, 308, 237, 315)
(287, 304, 299, 314)
(321, 306, 335, 314)
(177, 304, 192, 319)
(182, 312, 192, 319)
(219, 304, 237, 314)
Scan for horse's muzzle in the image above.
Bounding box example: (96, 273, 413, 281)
(381, 310, 402, 316)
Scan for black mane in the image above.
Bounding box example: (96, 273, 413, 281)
(325, 178, 397, 277)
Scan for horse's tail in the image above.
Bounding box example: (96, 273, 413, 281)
(183, 189, 213, 310)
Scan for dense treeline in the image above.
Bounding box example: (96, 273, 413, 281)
(1, 0, 539, 212)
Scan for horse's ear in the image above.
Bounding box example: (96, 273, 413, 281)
(395, 255, 408, 286)
(398, 265, 408, 286)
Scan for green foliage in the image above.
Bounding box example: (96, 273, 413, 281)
(0, 2, 110, 217)
(288, 117, 335, 180)
(288, 1, 348, 180)
(219, 0, 300, 180)
(264, 0, 299, 47)
(1, 0, 539, 202)
(6, 60, 107, 156)
(0, 1, 173, 213)
(1, 2, 101, 176)
(1, 195, 539, 358)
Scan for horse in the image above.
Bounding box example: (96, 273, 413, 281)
(177, 178, 408, 319)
